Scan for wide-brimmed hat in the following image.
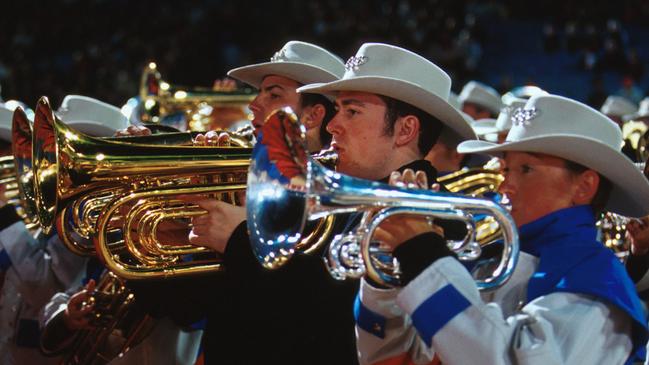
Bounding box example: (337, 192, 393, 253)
(297, 43, 476, 142)
(57, 95, 129, 137)
(227, 41, 345, 89)
(624, 97, 649, 122)
(472, 97, 527, 138)
(600, 95, 638, 118)
(0, 105, 13, 143)
(0, 100, 34, 143)
(458, 94, 649, 217)
(458, 80, 502, 115)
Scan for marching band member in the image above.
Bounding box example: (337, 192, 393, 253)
(601, 95, 638, 127)
(0, 103, 87, 365)
(355, 94, 649, 364)
(149, 41, 357, 365)
(458, 80, 502, 120)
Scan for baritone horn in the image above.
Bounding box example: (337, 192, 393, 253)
(32, 96, 250, 279)
(138, 62, 255, 131)
(246, 108, 519, 290)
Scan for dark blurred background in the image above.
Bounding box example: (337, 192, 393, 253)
(1, 0, 649, 109)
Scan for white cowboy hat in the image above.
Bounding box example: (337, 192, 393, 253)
(448, 91, 461, 110)
(297, 43, 476, 142)
(227, 41, 345, 89)
(600, 95, 638, 117)
(458, 80, 502, 115)
(501, 85, 548, 105)
(0, 101, 34, 143)
(57, 95, 129, 137)
(458, 94, 649, 217)
(472, 97, 528, 138)
(624, 97, 649, 121)
(0, 105, 14, 143)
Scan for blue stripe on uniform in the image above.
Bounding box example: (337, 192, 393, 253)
(354, 294, 386, 339)
(411, 284, 471, 347)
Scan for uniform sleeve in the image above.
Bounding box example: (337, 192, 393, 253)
(386, 257, 633, 365)
(355, 279, 436, 365)
(1, 224, 87, 308)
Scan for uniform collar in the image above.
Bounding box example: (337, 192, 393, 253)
(519, 205, 597, 257)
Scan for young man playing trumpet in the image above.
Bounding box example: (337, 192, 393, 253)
(355, 95, 649, 364)
(177, 41, 479, 364)
(145, 41, 363, 365)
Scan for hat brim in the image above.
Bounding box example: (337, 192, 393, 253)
(472, 119, 499, 136)
(458, 135, 649, 217)
(227, 62, 340, 89)
(66, 121, 123, 137)
(298, 76, 476, 142)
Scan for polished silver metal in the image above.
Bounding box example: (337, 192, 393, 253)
(246, 107, 519, 290)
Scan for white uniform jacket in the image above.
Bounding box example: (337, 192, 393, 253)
(0, 210, 87, 365)
(356, 206, 647, 365)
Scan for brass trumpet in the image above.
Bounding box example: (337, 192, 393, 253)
(138, 62, 255, 131)
(42, 271, 154, 365)
(246, 108, 519, 289)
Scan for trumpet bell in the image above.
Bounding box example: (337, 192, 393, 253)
(12, 106, 38, 222)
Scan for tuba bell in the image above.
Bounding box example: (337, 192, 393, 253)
(246, 108, 519, 289)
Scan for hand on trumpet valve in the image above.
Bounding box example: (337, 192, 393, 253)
(627, 216, 649, 256)
(64, 279, 96, 330)
(114, 125, 152, 137)
(372, 169, 444, 251)
(193, 130, 232, 146)
(179, 196, 246, 253)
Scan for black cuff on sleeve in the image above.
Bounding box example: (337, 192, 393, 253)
(393, 232, 454, 286)
(626, 250, 649, 283)
(223, 220, 261, 276)
(0, 205, 21, 231)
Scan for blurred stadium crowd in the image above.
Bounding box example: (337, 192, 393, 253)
(1, 0, 648, 108)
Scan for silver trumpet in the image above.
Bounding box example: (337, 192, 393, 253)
(246, 108, 519, 290)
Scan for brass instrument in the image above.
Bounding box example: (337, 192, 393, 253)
(34, 97, 333, 279)
(32, 96, 249, 277)
(59, 271, 154, 365)
(438, 160, 505, 245)
(597, 160, 649, 263)
(138, 62, 255, 131)
(11, 107, 38, 224)
(246, 108, 519, 289)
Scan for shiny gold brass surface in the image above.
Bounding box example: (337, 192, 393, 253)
(11, 107, 38, 224)
(32, 97, 251, 261)
(139, 62, 255, 131)
(438, 164, 505, 244)
(58, 271, 154, 365)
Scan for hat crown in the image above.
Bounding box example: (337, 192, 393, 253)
(58, 95, 125, 123)
(507, 95, 621, 151)
(271, 41, 345, 78)
(600, 95, 637, 117)
(458, 80, 502, 113)
(0, 105, 13, 127)
(340, 43, 451, 101)
(495, 98, 527, 130)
